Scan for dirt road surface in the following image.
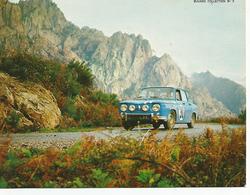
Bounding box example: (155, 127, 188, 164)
(7, 123, 244, 149)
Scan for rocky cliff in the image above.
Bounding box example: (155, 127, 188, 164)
(0, 72, 61, 130)
(0, 0, 242, 118)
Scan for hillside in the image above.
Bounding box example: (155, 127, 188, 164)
(192, 71, 246, 114)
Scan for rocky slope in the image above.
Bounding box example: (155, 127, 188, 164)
(191, 71, 246, 114)
(0, 72, 61, 130)
(0, 0, 242, 118)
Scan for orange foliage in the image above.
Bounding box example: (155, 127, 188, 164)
(0, 135, 11, 164)
(0, 127, 246, 187)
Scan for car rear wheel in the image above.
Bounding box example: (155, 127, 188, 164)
(164, 111, 176, 130)
(187, 113, 196, 128)
(122, 121, 134, 131)
(152, 122, 160, 130)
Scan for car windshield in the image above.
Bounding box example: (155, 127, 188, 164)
(137, 87, 175, 100)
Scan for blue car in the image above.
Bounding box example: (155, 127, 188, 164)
(119, 86, 197, 130)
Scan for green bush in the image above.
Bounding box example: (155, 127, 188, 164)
(0, 177, 8, 188)
(71, 177, 86, 188)
(61, 98, 85, 122)
(5, 111, 20, 128)
(0, 54, 95, 98)
(61, 72, 82, 97)
(91, 90, 119, 106)
(91, 169, 112, 188)
(136, 169, 161, 187)
(0, 53, 60, 86)
(68, 60, 94, 88)
(157, 178, 176, 187)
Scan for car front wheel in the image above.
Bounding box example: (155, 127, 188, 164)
(122, 121, 134, 131)
(164, 111, 176, 130)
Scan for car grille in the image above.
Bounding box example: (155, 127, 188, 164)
(126, 114, 151, 121)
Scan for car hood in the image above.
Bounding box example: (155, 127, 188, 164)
(120, 99, 175, 104)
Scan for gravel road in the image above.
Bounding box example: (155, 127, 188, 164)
(7, 123, 245, 149)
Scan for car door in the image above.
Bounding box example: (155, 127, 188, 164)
(175, 89, 185, 123)
(180, 90, 192, 122)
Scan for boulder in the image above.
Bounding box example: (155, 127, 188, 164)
(0, 72, 61, 130)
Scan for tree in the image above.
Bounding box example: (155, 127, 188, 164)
(67, 60, 95, 89)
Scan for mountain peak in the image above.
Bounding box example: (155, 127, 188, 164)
(111, 31, 146, 42)
(205, 70, 212, 75)
(161, 53, 172, 60)
(19, 0, 55, 7)
(193, 70, 214, 79)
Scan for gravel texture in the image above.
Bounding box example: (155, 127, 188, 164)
(6, 123, 245, 149)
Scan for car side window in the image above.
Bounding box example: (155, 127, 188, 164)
(185, 91, 189, 101)
(180, 90, 188, 102)
(185, 91, 193, 102)
(176, 90, 182, 101)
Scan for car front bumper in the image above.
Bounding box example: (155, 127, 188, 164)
(120, 113, 168, 123)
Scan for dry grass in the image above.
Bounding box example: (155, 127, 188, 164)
(0, 127, 246, 188)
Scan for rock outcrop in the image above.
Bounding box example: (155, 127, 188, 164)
(0, 0, 245, 118)
(0, 72, 61, 130)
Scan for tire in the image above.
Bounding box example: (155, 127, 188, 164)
(122, 121, 134, 131)
(187, 113, 196, 128)
(163, 111, 176, 130)
(152, 122, 160, 130)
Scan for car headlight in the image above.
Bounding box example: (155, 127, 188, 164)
(142, 104, 149, 112)
(120, 104, 127, 112)
(152, 104, 160, 112)
(129, 105, 136, 112)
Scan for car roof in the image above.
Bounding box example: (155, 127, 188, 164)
(141, 86, 186, 91)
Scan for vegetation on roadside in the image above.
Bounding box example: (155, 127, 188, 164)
(0, 127, 246, 187)
(197, 110, 246, 125)
(0, 53, 120, 132)
(238, 109, 246, 123)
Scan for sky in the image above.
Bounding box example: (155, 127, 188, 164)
(10, 0, 246, 86)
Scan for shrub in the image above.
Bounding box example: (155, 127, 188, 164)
(62, 98, 83, 121)
(0, 54, 95, 98)
(0, 53, 61, 87)
(5, 111, 20, 128)
(90, 90, 119, 106)
(0, 177, 8, 188)
(67, 60, 95, 89)
(62, 73, 82, 97)
(198, 116, 244, 124)
(0, 127, 245, 187)
(90, 169, 112, 187)
(136, 169, 160, 187)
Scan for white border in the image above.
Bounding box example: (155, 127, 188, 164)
(1, 0, 249, 195)
(0, 187, 250, 195)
